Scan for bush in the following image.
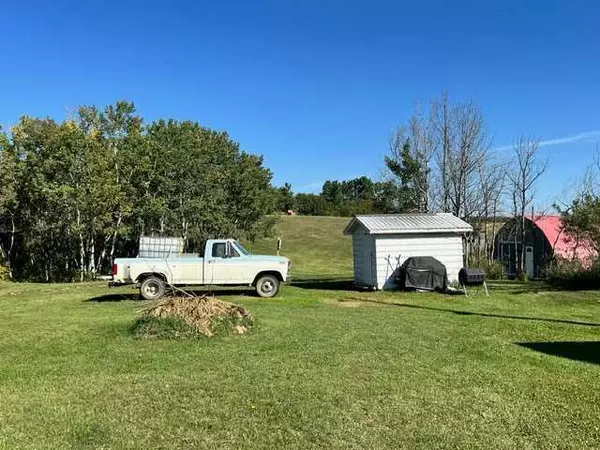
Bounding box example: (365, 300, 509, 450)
(484, 261, 506, 280)
(0, 264, 11, 281)
(468, 260, 506, 280)
(295, 194, 329, 216)
(546, 259, 600, 290)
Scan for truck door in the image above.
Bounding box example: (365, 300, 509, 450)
(205, 241, 246, 285)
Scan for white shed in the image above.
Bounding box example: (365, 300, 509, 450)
(343, 213, 473, 290)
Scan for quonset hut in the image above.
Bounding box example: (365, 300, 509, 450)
(493, 215, 594, 278)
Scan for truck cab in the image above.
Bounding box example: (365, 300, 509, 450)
(111, 238, 291, 300)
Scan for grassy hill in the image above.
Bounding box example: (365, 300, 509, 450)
(247, 215, 352, 279)
(0, 215, 599, 449)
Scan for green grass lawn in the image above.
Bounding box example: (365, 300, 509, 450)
(1, 216, 599, 449)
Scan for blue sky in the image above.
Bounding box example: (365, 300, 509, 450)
(1, 0, 599, 210)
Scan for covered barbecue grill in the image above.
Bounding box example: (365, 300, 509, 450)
(398, 256, 449, 291)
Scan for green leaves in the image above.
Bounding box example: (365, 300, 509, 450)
(385, 137, 428, 213)
(0, 102, 275, 281)
(560, 194, 600, 254)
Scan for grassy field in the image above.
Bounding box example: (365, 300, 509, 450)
(1, 216, 599, 449)
(249, 215, 353, 278)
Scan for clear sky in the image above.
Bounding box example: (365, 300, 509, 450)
(2, 0, 599, 210)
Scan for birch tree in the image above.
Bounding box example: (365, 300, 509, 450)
(0, 130, 19, 277)
(1, 102, 276, 281)
(507, 136, 548, 276)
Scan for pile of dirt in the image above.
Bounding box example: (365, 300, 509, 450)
(132, 296, 254, 339)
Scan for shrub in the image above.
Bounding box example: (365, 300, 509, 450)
(484, 261, 506, 280)
(0, 264, 11, 281)
(467, 260, 505, 280)
(546, 259, 600, 290)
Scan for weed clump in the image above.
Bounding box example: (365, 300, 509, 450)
(132, 296, 254, 339)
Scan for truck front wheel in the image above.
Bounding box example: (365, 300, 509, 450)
(255, 274, 280, 298)
(140, 276, 166, 300)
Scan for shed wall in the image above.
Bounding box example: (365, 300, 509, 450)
(351, 231, 375, 287)
(374, 233, 464, 289)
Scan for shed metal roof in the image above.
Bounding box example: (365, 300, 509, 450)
(343, 213, 473, 235)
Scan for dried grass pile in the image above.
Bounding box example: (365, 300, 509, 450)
(132, 295, 254, 339)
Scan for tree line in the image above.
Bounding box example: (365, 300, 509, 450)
(0, 102, 275, 281)
(1, 95, 595, 282)
(274, 177, 403, 217)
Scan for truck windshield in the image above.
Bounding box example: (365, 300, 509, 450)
(234, 241, 250, 255)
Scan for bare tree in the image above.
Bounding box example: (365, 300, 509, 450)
(430, 93, 452, 212)
(386, 104, 435, 212)
(507, 136, 548, 277)
(430, 96, 491, 220)
(472, 156, 507, 264)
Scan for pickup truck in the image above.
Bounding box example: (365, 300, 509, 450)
(110, 239, 291, 300)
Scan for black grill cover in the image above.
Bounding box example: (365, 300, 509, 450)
(399, 256, 449, 291)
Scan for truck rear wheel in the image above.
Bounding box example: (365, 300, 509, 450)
(255, 274, 280, 298)
(140, 276, 166, 300)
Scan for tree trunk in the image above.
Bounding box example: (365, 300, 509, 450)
(77, 208, 85, 282)
(109, 213, 123, 262)
(89, 230, 96, 276)
(97, 235, 111, 274)
(519, 213, 526, 277)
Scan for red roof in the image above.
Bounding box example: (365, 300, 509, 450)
(531, 215, 594, 261)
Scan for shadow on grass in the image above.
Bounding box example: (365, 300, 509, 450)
(487, 280, 561, 295)
(346, 298, 600, 328)
(86, 293, 141, 302)
(292, 278, 355, 291)
(518, 341, 600, 365)
(86, 288, 253, 302)
(488, 280, 600, 294)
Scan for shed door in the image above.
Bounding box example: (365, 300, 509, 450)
(369, 250, 376, 288)
(525, 246, 534, 278)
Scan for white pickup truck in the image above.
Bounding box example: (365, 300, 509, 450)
(110, 239, 291, 299)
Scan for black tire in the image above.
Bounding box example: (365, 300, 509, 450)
(255, 274, 280, 298)
(140, 276, 166, 300)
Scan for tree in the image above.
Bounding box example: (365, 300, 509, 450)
(431, 96, 490, 219)
(139, 119, 275, 247)
(0, 129, 20, 277)
(385, 136, 429, 212)
(558, 147, 600, 256)
(386, 94, 490, 218)
(319, 177, 378, 215)
(560, 194, 600, 255)
(344, 176, 375, 203)
(295, 194, 328, 216)
(321, 180, 344, 208)
(386, 94, 510, 265)
(275, 183, 295, 212)
(0, 102, 276, 281)
(76, 101, 142, 267)
(476, 157, 507, 264)
(372, 181, 401, 213)
(507, 136, 548, 276)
